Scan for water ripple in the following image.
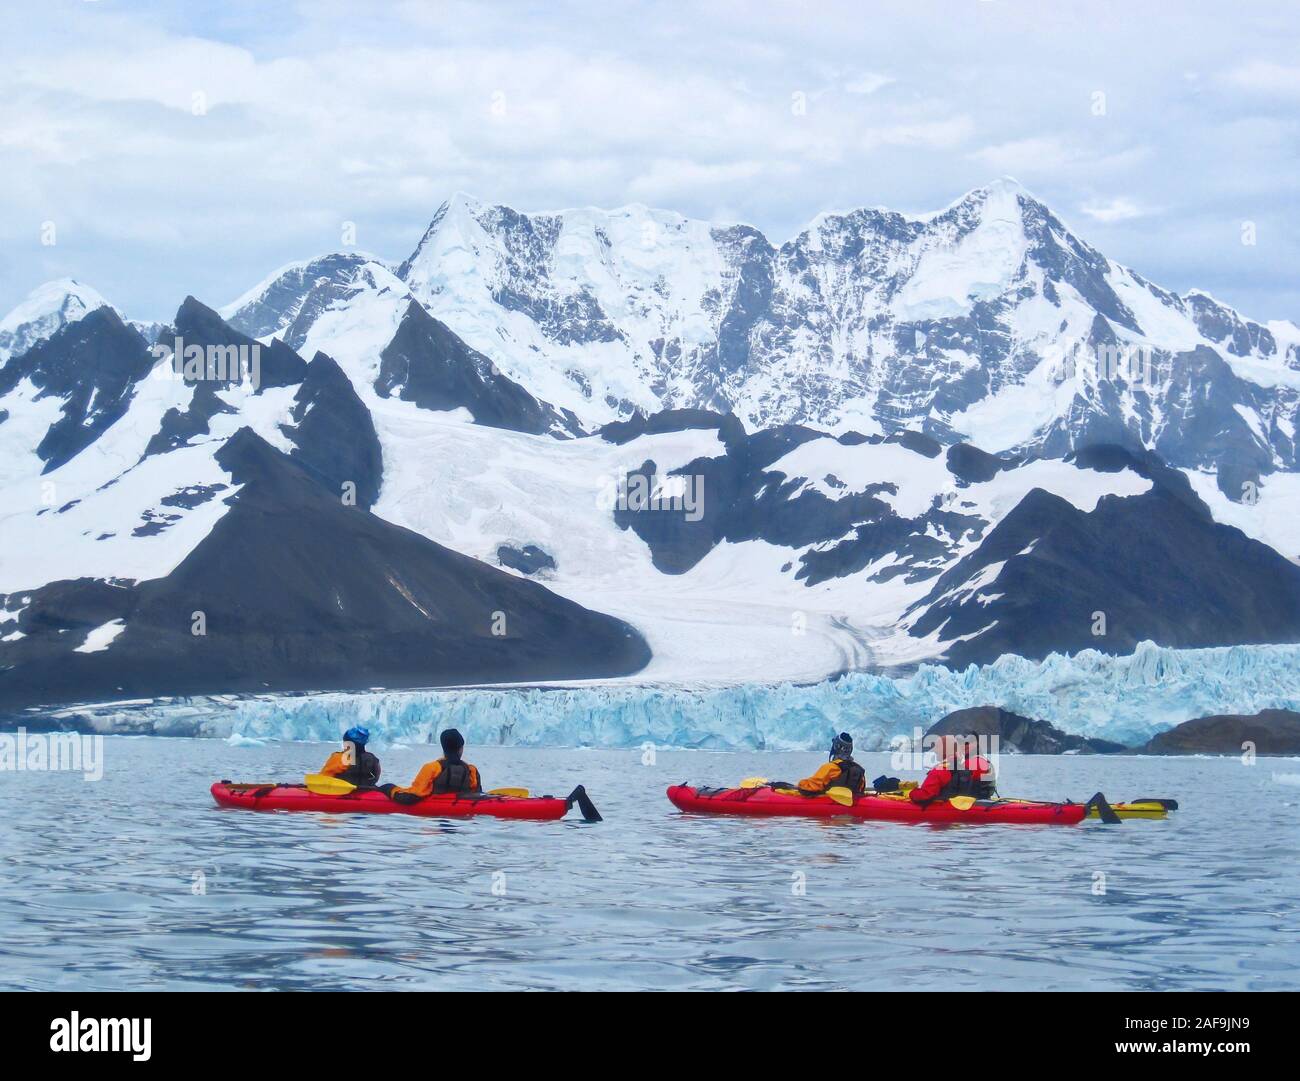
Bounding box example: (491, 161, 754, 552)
(1, 740, 1296, 990)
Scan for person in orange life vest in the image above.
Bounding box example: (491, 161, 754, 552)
(909, 733, 996, 803)
(389, 728, 482, 802)
(795, 732, 868, 796)
(319, 726, 381, 786)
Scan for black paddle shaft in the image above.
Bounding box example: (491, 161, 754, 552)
(1085, 791, 1122, 825)
(566, 785, 603, 823)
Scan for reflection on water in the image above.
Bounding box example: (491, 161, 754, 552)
(2, 738, 1297, 990)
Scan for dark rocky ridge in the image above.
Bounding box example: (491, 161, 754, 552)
(376, 301, 582, 436)
(923, 705, 1300, 755)
(0, 428, 650, 711)
(607, 412, 992, 587)
(908, 446, 1300, 666)
(598, 407, 748, 447)
(497, 544, 557, 575)
(170, 295, 308, 389)
(282, 351, 383, 510)
(611, 416, 855, 575)
(0, 308, 155, 471)
(143, 296, 309, 458)
(946, 442, 1014, 484)
(925, 706, 1127, 754)
(1141, 710, 1300, 755)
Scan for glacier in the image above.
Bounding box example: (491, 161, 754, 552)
(46, 640, 1300, 751)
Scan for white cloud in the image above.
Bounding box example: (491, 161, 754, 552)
(968, 136, 1082, 173)
(844, 73, 894, 95)
(1080, 197, 1145, 223)
(627, 159, 774, 205)
(1224, 60, 1300, 98)
(0, 0, 1297, 323)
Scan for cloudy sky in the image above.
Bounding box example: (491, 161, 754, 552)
(3, 0, 1297, 323)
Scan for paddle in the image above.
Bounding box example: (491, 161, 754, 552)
(1003, 795, 1175, 817)
(305, 773, 356, 795)
(947, 795, 977, 811)
(1084, 791, 1122, 824)
(740, 777, 856, 804)
(487, 787, 530, 798)
(565, 784, 603, 823)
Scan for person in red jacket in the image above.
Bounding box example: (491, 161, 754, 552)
(909, 734, 996, 803)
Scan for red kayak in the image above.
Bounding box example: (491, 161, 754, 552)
(666, 784, 1089, 825)
(211, 781, 580, 821)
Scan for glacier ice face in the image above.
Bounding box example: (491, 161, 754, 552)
(56, 640, 1300, 751)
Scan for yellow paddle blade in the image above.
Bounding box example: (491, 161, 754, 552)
(825, 786, 855, 806)
(1092, 802, 1168, 820)
(739, 776, 770, 789)
(487, 787, 529, 798)
(1000, 796, 1171, 820)
(948, 795, 977, 811)
(305, 773, 356, 795)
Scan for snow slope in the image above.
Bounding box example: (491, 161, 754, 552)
(3, 182, 1299, 708)
(0, 275, 1288, 691)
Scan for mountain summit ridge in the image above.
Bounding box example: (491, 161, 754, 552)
(208, 182, 1300, 489)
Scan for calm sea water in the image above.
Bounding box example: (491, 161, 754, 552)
(2, 736, 1298, 991)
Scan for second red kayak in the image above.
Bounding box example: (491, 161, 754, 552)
(667, 784, 1090, 825)
(212, 781, 573, 820)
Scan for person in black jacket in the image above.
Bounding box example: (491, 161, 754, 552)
(795, 732, 867, 796)
(388, 728, 482, 801)
(319, 726, 382, 787)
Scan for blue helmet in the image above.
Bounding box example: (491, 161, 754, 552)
(343, 726, 370, 747)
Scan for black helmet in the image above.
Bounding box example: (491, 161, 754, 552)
(830, 732, 853, 760)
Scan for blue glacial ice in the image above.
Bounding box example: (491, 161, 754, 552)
(69, 640, 1300, 750)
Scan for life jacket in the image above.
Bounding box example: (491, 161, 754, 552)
(832, 756, 867, 796)
(337, 749, 381, 787)
(935, 763, 996, 800)
(432, 756, 479, 794)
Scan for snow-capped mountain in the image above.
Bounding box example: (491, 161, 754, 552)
(3, 181, 1300, 712)
(219, 253, 397, 351)
(223, 180, 1300, 506)
(0, 302, 649, 711)
(0, 279, 111, 364)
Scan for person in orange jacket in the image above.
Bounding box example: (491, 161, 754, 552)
(909, 733, 996, 804)
(795, 732, 867, 796)
(388, 728, 482, 803)
(320, 726, 381, 787)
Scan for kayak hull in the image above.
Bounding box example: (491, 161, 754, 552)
(211, 782, 570, 820)
(666, 784, 1089, 825)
